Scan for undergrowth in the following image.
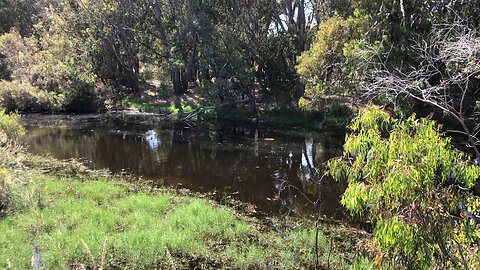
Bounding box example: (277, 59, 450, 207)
(0, 80, 63, 113)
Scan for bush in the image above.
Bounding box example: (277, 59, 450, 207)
(63, 82, 99, 113)
(0, 109, 24, 140)
(0, 80, 63, 112)
(297, 16, 350, 96)
(0, 30, 33, 80)
(328, 107, 480, 269)
(0, 110, 24, 214)
(0, 53, 11, 80)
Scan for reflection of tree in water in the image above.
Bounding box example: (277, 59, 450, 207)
(273, 134, 347, 219)
(24, 121, 346, 218)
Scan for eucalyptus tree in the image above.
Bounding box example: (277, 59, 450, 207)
(328, 108, 480, 269)
(255, 0, 319, 107)
(147, 0, 321, 107)
(146, 0, 274, 107)
(148, 0, 189, 95)
(65, 0, 142, 94)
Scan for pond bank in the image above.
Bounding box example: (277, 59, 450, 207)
(126, 98, 353, 132)
(1, 144, 372, 269)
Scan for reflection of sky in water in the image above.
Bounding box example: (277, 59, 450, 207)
(273, 169, 286, 194)
(300, 139, 315, 182)
(145, 130, 160, 150)
(287, 151, 293, 168)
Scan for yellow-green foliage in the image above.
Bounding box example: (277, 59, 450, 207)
(0, 80, 63, 112)
(0, 21, 95, 87)
(328, 107, 480, 269)
(0, 108, 24, 140)
(0, 110, 24, 212)
(297, 16, 349, 95)
(0, 30, 35, 80)
(0, 24, 96, 113)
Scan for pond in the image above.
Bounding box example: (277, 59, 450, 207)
(21, 113, 348, 220)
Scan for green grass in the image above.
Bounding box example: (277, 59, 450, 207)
(0, 171, 357, 269)
(126, 97, 353, 131)
(127, 100, 195, 114)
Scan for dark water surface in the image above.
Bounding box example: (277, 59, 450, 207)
(21, 113, 347, 219)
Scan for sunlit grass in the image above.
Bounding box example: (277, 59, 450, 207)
(0, 172, 357, 269)
(127, 100, 195, 114)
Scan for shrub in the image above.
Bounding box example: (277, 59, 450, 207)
(0, 109, 24, 140)
(328, 107, 480, 269)
(0, 30, 33, 80)
(0, 80, 62, 112)
(0, 53, 11, 80)
(297, 16, 350, 96)
(63, 82, 99, 113)
(0, 110, 24, 214)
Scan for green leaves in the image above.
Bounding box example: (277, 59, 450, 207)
(341, 182, 377, 217)
(0, 109, 25, 140)
(349, 107, 392, 133)
(328, 107, 480, 268)
(297, 16, 352, 96)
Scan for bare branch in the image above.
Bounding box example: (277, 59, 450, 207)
(363, 18, 480, 158)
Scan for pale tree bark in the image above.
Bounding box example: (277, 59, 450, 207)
(150, 0, 187, 95)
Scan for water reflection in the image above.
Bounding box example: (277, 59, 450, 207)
(145, 130, 160, 150)
(22, 117, 347, 219)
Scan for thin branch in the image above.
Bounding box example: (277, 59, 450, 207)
(363, 18, 480, 158)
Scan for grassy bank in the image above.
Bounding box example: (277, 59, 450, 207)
(1, 168, 372, 269)
(1, 173, 297, 268)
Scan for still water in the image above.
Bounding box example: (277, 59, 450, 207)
(21, 113, 347, 219)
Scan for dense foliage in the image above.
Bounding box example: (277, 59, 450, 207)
(328, 107, 480, 269)
(1, 0, 477, 113)
(0, 80, 62, 113)
(297, 16, 353, 96)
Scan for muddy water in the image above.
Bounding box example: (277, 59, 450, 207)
(21, 113, 347, 219)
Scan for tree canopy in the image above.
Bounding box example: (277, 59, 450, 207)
(0, 0, 478, 112)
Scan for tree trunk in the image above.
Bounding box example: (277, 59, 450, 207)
(151, 0, 187, 95)
(399, 0, 410, 28)
(171, 69, 187, 95)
